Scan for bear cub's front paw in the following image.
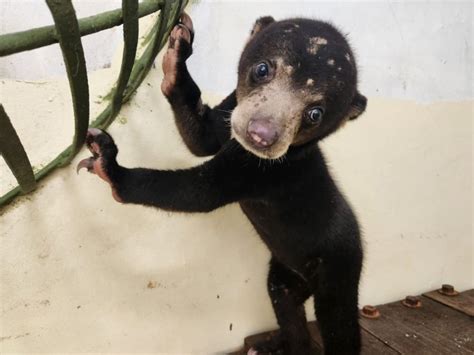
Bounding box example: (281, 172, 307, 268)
(76, 129, 118, 181)
(161, 12, 194, 97)
(77, 128, 123, 202)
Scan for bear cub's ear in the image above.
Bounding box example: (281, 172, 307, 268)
(347, 92, 367, 120)
(250, 16, 275, 37)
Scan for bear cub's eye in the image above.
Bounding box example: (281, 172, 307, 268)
(306, 107, 325, 125)
(254, 62, 269, 79)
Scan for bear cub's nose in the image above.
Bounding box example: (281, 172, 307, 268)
(247, 119, 279, 148)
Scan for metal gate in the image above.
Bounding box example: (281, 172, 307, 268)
(0, 0, 186, 206)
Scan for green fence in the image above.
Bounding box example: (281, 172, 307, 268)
(0, 0, 186, 207)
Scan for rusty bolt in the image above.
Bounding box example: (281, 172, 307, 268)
(438, 284, 459, 296)
(361, 305, 380, 319)
(402, 295, 422, 308)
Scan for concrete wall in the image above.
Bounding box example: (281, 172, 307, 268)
(189, 1, 473, 102)
(1, 1, 472, 353)
(0, 0, 122, 79)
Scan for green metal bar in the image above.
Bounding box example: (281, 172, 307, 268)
(0, 0, 164, 57)
(99, 0, 183, 118)
(0, 147, 73, 207)
(122, 0, 183, 102)
(0, 0, 186, 208)
(0, 104, 37, 193)
(92, 1, 168, 127)
(103, 0, 140, 127)
(122, 14, 164, 101)
(147, 0, 177, 71)
(45, 0, 89, 165)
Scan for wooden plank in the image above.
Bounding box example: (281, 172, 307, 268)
(423, 289, 474, 318)
(360, 297, 474, 354)
(226, 290, 473, 354)
(233, 321, 397, 355)
(242, 327, 321, 354)
(244, 328, 279, 349)
(308, 321, 399, 355)
(360, 330, 401, 355)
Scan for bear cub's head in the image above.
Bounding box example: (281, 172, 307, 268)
(230, 16, 367, 159)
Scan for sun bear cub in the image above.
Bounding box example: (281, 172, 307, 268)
(78, 13, 367, 355)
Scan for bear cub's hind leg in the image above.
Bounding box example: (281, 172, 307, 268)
(249, 259, 314, 355)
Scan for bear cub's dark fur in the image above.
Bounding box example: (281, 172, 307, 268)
(78, 14, 367, 355)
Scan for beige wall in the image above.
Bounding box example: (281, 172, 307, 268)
(1, 1, 472, 353)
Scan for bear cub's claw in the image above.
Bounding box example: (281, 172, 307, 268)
(77, 128, 118, 186)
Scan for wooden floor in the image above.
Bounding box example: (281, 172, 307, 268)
(229, 288, 473, 354)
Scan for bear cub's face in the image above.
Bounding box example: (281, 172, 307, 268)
(230, 17, 367, 159)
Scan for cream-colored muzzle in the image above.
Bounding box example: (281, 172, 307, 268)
(231, 79, 304, 159)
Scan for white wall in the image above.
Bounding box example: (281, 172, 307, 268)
(187, 1, 473, 102)
(2, 1, 472, 102)
(0, 0, 122, 79)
